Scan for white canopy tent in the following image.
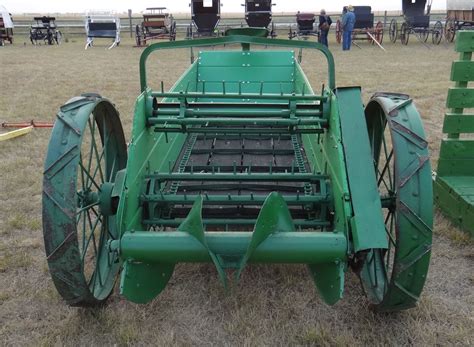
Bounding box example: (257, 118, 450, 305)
(0, 5, 13, 28)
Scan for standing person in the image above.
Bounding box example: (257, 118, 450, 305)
(342, 5, 356, 51)
(318, 9, 332, 47)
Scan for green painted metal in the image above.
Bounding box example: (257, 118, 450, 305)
(42, 95, 127, 306)
(335, 87, 388, 253)
(363, 93, 433, 311)
(435, 30, 474, 237)
(43, 34, 434, 310)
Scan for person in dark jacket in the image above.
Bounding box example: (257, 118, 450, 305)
(342, 5, 356, 50)
(318, 9, 332, 47)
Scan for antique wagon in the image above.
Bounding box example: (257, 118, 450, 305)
(135, 8, 176, 46)
(335, 6, 383, 45)
(244, 0, 276, 38)
(288, 12, 319, 40)
(30, 16, 62, 45)
(187, 0, 221, 38)
(0, 5, 13, 45)
(389, 0, 443, 45)
(85, 11, 120, 50)
(445, 0, 474, 42)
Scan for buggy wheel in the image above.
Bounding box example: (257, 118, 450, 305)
(419, 30, 429, 42)
(43, 95, 127, 306)
(288, 26, 293, 40)
(400, 22, 409, 45)
(170, 21, 177, 41)
(335, 19, 342, 44)
(389, 19, 398, 43)
(30, 30, 35, 45)
(135, 25, 142, 46)
(445, 18, 456, 43)
(360, 94, 433, 312)
(432, 21, 443, 45)
(55, 31, 62, 45)
(373, 21, 384, 45)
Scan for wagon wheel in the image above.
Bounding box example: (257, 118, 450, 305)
(271, 22, 277, 38)
(419, 30, 429, 43)
(55, 31, 62, 45)
(359, 94, 433, 312)
(288, 26, 293, 40)
(43, 95, 127, 306)
(444, 18, 456, 43)
(373, 21, 384, 45)
(335, 19, 342, 44)
(432, 21, 443, 45)
(135, 25, 142, 46)
(30, 29, 36, 45)
(47, 30, 54, 45)
(400, 22, 409, 45)
(169, 21, 177, 41)
(389, 19, 398, 43)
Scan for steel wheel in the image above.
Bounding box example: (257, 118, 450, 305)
(359, 93, 433, 312)
(135, 25, 142, 46)
(43, 95, 127, 306)
(432, 21, 443, 45)
(55, 31, 62, 45)
(419, 30, 429, 43)
(400, 22, 409, 45)
(445, 18, 456, 43)
(389, 19, 398, 43)
(335, 19, 342, 44)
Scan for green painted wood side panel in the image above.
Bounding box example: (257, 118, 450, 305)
(434, 177, 474, 237)
(198, 66, 296, 83)
(455, 31, 474, 53)
(438, 140, 474, 176)
(451, 61, 474, 82)
(446, 88, 474, 109)
(336, 88, 388, 251)
(442, 114, 474, 133)
(198, 51, 295, 67)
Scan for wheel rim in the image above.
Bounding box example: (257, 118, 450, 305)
(420, 30, 429, 42)
(375, 22, 384, 44)
(400, 23, 409, 45)
(432, 21, 443, 45)
(360, 94, 433, 312)
(336, 20, 341, 43)
(43, 96, 127, 306)
(445, 19, 455, 43)
(389, 19, 398, 43)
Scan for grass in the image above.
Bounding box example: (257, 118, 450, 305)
(0, 33, 473, 345)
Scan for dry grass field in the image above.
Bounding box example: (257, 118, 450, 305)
(0, 33, 473, 346)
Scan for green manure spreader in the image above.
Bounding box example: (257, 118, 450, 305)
(42, 31, 433, 311)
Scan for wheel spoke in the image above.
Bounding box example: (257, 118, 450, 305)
(79, 160, 101, 191)
(81, 214, 102, 264)
(86, 117, 96, 188)
(377, 150, 394, 190)
(381, 135, 394, 190)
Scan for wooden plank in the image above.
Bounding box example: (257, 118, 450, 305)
(0, 126, 33, 142)
(446, 88, 474, 109)
(443, 113, 474, 133)
(451, 61, 474, 82)
(455, 31, 474, 53)
(439, 140, 474, 159)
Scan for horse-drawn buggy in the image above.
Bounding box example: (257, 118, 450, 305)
(243, 0, 277, 38)
(30, 16, 62, 45)
(0, 5, 13, 45)
(288, 12, 319, 40)
(335, 6, 384, 46)
(389, 0, 443, 45)
(135, 8, 176, 46)
(85, 11, 120, 50)
(445, 0, 474, 42)
(187, 0, 222, 38)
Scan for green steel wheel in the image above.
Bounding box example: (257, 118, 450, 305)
(360, 93, 433, 312)
(42, 95, 127, 306)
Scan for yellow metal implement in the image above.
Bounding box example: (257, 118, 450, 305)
(0, 126, 33, 142)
